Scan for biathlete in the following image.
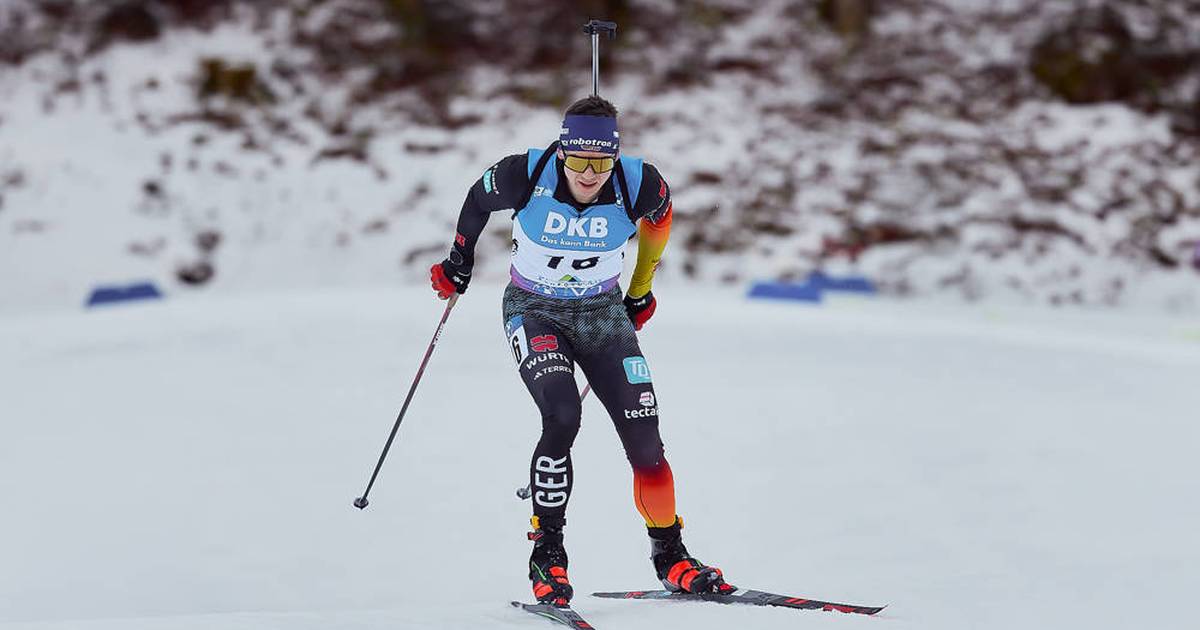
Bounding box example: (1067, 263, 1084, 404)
(430, 95, 733, 607)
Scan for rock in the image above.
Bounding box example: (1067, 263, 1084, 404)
(176, 261, 215, 286)
(1029, 5, 1195, 108)
(97, 2, 161, 45)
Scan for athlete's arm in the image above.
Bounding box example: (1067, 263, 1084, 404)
(432, 154, 530, 297)
(620, 164, 672, 329)
(626, 163, 673, 299)
(449, 153, 530, 270)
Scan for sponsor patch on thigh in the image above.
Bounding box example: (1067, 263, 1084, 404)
(531, 334, 559, 352)
(505, 315, 528, 365)
(624, 388, 658, 419)
(622, 356, 653, 384)
(523, 351, 572, 379)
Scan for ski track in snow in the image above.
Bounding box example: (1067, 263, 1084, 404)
(1, 287, 1199, 630)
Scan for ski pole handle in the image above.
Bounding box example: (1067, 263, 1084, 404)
(584, 19, 618, 37)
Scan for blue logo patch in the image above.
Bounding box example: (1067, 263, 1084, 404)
(505, 315, 524, 336)
(482, 166, 497, 194)
(623, 356, 652, 384)
(505, 315, 528, 365)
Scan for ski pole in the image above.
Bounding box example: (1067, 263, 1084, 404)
(515, 382, 592, 500)
(354, 294, 459, 510)
(584, 19, 617, 97)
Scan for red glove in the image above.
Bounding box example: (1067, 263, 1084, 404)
(430, 261, 469, 299)
(622, 291, 656, 331)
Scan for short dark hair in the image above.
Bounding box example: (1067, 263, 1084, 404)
(565, 95, 618, 118)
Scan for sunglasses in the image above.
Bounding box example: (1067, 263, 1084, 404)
(562, 154, 616, 174)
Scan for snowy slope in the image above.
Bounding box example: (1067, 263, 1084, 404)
(2, 287, 1199, 630)
(2, 1, 1198, 316)
(0, 18, 558, 314)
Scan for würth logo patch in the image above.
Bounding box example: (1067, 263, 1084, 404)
(531, 335, 559, 352)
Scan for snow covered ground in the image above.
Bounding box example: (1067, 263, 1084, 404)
(2, 286, 1199, 630)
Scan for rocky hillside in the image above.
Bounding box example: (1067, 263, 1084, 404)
(1, 0, 1198, 311)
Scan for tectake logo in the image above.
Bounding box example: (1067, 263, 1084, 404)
(639, 391, 655, 407)
(624, 407, 658, 419)
(544, 212, 609, 238)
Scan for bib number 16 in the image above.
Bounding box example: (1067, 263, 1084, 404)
(547, 255, 599, 270)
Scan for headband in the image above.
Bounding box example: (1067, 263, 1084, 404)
(559, 114, 619, 155)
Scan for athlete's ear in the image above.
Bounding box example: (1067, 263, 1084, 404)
(556, 148, 565, 160)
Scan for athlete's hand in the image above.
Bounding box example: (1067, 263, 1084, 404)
(623, 291, 656, 331)
(430, 260, 470, 299)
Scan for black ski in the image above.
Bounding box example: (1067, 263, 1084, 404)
(592, 588, 885, 616)
(511, 601, 597, 629)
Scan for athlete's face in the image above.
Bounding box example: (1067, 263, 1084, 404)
(559, 149, 614, 204)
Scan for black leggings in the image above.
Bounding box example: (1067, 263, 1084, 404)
(502, 284, 677, 528)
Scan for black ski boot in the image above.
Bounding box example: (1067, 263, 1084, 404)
(528, 515, 573, 607)
(648, 516, 735, 594)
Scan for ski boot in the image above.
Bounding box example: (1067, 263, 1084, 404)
(648, 516, 736, 594)
(528, 515, 573, 607)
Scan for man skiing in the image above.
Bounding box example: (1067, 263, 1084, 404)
(429, 95, 734, 607)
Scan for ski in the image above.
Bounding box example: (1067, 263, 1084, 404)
(591, 588, 885, 616)
(511, 601, 597, 629)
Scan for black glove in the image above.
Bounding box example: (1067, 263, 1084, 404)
(431, 257, 471, 298)
(622, 291, 657, 331)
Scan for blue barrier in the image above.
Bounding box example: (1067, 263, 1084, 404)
(747, 281, 823, 303)
(747, 273, 877, 303)
(86, 282, 164, 308)
(807, 271, 877, 295)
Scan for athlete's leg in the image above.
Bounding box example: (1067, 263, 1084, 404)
(573, 310, 677, 528)
(503, 311, 582, 522)
(570, 300, 732, 594)
(503, 306, 583, 605)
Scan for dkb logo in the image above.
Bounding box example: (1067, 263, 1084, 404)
(543, 212, 609, 238)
